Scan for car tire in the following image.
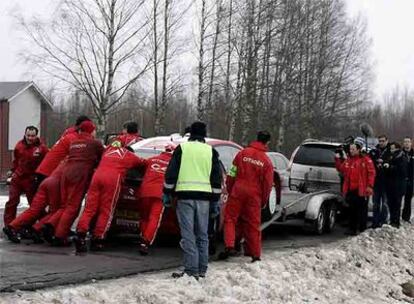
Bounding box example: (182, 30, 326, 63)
(261, 186, 278, 222)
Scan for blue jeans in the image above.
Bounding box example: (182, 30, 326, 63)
(372, 183, 389, 227)
(176, 199, 210, 276)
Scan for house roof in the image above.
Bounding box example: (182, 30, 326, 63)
(0, 81, 52, 108)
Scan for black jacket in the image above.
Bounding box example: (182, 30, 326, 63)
(163, 136, 222, 201)
(384, 150, 408, 196)
(369, 144, 391, 185)
(403, 148, 414, 183)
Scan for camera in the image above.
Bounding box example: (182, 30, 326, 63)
(336, 136, 355, 159)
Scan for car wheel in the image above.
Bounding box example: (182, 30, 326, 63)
(325, 202, 337, 233)
(261, 186, 278, 222)
(313, 204, 327, 235)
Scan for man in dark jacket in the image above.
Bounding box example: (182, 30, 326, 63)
(402, 137, 414, 222)
(163, 122, 222, 279)
(384, 142, 408, 228)
(369, 135, 391, 228)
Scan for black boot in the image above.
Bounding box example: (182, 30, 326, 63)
(217, 247, 238, 260)
(75, 233, 88, 255)
(41, 224, 55, 244)
(29, 228, 44, 244)
(138, 238, 149, 256)
(19, 227, 33, 240)
(3, 226, 21, 243)
(90, 238, 105, 251)
(251, 256, 261, 263)
(171, 272, 199, 280)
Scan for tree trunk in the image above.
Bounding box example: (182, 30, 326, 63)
(197, 0, 207, 121)
(153, 0, 160, 134)
(159, 0, 170, 134)
(206, 1, 222, 126)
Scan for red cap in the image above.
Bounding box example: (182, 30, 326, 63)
(79, 120, 96, 134)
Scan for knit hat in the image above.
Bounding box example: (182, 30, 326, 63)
(79, 120, 96, 134)
(190, 121, 207, 138)
(354, 137, 366, 149)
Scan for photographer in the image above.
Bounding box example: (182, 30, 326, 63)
(383, 142, 408, 228)
(369, 135, 391, 228)
(335, 141, 376, 235)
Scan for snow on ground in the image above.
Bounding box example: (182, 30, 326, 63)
(0, 195, 28, 209)
(2, 224, 414, 304)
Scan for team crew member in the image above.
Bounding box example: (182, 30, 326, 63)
(3, 126, 48, 227)
(35, 116, 91, 179)
(163, 122, 222, 279)
(116, 121, 143, 147)
(61, 115, 91, 137)
(220, 131, 273, 262)
(48, 121, 104, 245)
(75, 140, 146, 254)
(402, 137, 414, 222)
(336, 141, 376, 235)
(137, 143, 174, 255)
(384, 142, 408, 228)
(3, 163, 64, 244)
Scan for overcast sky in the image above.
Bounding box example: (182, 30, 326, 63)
(1, 0, 413, 99)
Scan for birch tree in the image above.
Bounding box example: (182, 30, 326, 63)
(19, 0, 152, 136)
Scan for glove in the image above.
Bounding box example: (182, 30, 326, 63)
(366, 186, 373, 196)
(209, 201, 220, 219)
(162, 194, 173, 208)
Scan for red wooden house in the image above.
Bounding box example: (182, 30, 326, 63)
(0, 82, 52, 181)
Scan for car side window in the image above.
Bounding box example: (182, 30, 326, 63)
(215, 145, 240, 172)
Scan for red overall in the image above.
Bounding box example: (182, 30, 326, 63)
(116, 133, 143, 147)
(51, 133, 104, 239)
(9, 164, 64, 231)
(223, 141, 273, 258)
(139, 152, 172, 244)
(35, 132, 78, 177)
(77, 146, 146, 239)
(4, 138, 48, 226)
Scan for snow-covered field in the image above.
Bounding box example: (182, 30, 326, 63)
(2, 224, 414, 304)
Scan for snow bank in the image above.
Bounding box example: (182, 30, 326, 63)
(2, 224, 414, 304)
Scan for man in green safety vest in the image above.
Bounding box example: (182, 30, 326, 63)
(163, 121, 222, 279)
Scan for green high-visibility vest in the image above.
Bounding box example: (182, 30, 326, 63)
(176, 141, 213, 192)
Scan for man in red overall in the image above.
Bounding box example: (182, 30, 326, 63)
(75, 139, 146, 254)
(3, 163, 64, 243)
(35, 116, 91, 179)
(116, 121, 143, 147)
(219, 131, 273, 262)
(48, 121, 104, 245)
(137, 143, 175, 255)
(3, 126, 48, 228)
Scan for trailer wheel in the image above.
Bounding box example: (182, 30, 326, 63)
(313, 204, 327, 235)
(325, 202, 337, 233)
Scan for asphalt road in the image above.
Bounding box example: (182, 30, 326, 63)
(0, 202, 349, 293)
